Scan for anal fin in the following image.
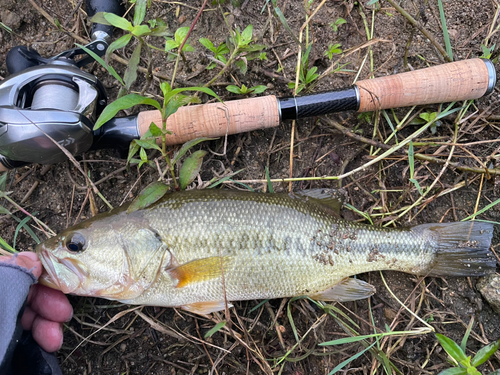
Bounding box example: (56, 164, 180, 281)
(166, 256, 230, 288)
(181, 301, 233, 315)
(310, 278, 375, 302)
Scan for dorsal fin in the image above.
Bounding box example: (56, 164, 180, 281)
(291, 188, 347, 217)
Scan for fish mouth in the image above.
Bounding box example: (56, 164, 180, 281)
(37, 246, 88, 294)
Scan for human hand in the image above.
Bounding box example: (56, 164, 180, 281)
(0, 252, 73, 352)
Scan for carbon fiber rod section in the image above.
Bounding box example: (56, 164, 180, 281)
(279, 87, 359, 120)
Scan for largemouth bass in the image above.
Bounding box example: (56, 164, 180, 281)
(36, 189, 495, 315)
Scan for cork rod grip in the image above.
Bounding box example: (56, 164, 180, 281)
(356, 59, 493, 112)
(137, 95, 280, 145)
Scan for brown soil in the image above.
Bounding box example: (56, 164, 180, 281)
(1, 0, 500, 374)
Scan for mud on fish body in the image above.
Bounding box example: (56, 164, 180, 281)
(36, 188, 495, 315)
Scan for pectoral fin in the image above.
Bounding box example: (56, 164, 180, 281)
(166, 256, 230, 288)
(181, 301, 233, 315)
(310, 278, 375, 302)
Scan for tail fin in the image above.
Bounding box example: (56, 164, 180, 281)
(412, 221, 496, 277)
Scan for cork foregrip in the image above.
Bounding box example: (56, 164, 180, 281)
(356, 59, 490, 112)
(138, 96, 280, 145)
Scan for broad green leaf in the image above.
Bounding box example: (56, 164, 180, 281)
(471, 338, 500, 367)
(163, 86, 221, 107)
(140, 147, 147, 161)
(199, 37, 215, 52)
(174, 27, 190, 44)
(124, 42, 142, 90)
(179, 150, 207, 189)
(226, 85, 242, 94)
(149, 26, 171, 37)
(132, 24, 151, 37)
(419, 111, 438, 122)
(103, 12, 133, 31)
(436, 334, 467, 363)
(90, 13, 112, 26)
(164, 39, 178, 51)
(134, 139, 161, 152)
(127, 141, 140, 165)
(164, 94, 200, 119)
(127, 182, 169, 213)
(173, 137, 216, 165)
(133, 0, 147, 26)
(216, 43, 229, 55)
(149, 122, 163, 137)
(105, 34, 132, 63)
(437, 368, 467, 375)
(240, 24, 253, 44)
(76, 44, 124, 86)
(94, 94, 161, 130)
(239, 43, 266, 53)
(182, 43, 195, 52)
(235, 59, 247, 74)
(160, 81, 171, 97)
(252, 85, 267, 94)
(204, 321, 226, 338)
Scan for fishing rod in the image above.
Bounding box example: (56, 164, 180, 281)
(0, 0, 496, 171)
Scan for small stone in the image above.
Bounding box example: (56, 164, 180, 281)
(1, 10, 22, 30)
(178, 15, 186, 24)
(477, 274, 500, 313)
(120, 343, 127, 352)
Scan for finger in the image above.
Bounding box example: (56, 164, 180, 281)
(32, 317, 63, 353)
(0, 252, 43, 278)
(21, 305, 37, 331)
(27, 285, 73, 323)
(16, 252, 43, 278)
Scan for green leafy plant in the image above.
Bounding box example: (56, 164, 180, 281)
(329, 18, 346, 32)
(204, 25, 265, 86)
(436, 333, 500, 375)
(324, 43, 343, 60)
(94, 82, 220, 190)
(88, 2, 220, 189)
(480, 44, 495, 59)
(199, 38, 230, 69)
(228, 24, 266, 75)
(165, 27, 195, 61)
(90, 0, 170, 96)
(226, 84, 267, 95)
(288, 45, 319, 94)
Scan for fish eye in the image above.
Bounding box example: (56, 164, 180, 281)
(65, 232, 86, 253)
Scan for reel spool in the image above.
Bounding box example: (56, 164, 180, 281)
(31, 80, 79, 112)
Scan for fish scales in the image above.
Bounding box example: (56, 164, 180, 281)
(140, 191, 426, 304)
(36, 189, 495, 314)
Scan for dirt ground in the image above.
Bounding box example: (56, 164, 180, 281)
(1, 0, 500, 374)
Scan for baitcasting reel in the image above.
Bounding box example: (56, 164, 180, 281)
(0, 0, 124, 168)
